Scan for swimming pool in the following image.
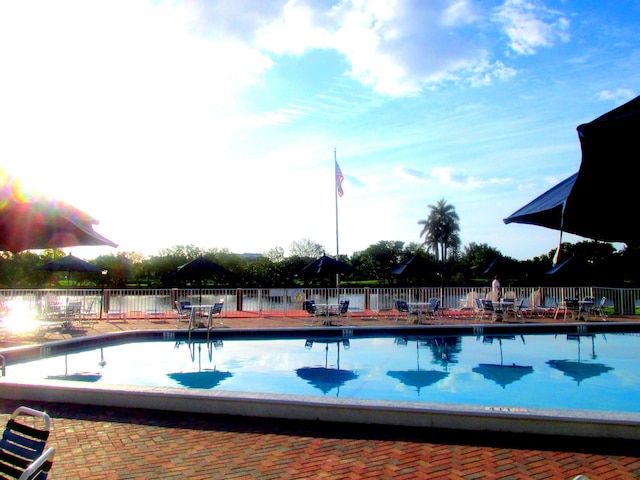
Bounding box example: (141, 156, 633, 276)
(4, 329, 640, 414)
(2, 323, 640, 439)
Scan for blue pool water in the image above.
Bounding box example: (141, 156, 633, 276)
(7, 332, 640, 413)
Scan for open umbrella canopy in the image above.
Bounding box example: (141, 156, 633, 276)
(387, 369, 448, 391)
(387, 338, 450, 395)
(473, 335, 533, 388)
(296, 366, 358, 395)
(472, 363, 533, 389)
(297, 338, 357, 395)
(169, 256, 232, 284)
(167, 369, 233, 389)
(296, 255, 353, 278)
(0, 170, 117, 253)
(37, 254, 104, 274)
(546, 360, 612, 386)
(389, 255, 432, 277)
(504, 96, 640, 245)
(47, 373, 102, 382)
(547, 333, 612, 385)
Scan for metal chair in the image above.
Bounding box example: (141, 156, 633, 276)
(589, 297, 608, 321)
(0, 406, 55, 480)
(394, 300, 411, 324)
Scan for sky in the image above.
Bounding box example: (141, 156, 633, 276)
(1, 0, 638, 261)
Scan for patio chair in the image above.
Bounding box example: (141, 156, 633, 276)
(329, 300, 351, 326)
(0, 406, 55, 480)
(418, 298, 440, 324)
(210, 302, 224, 327)
(589, 296, 608, 321)
(79, 299, 97, 326)
(174, 301, 192, 326)
(555, 298, 580, 321)
(476, 299, 502, 322)
(394, 300, 413, 324)
(513, 298, 526, 322)
(303, 301, 320, 326)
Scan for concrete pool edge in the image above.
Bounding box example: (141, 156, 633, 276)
(1, 378, 640, 440)
(2, 323, 640, 440)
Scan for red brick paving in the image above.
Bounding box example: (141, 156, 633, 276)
(1, 313, 640, 479)
(2, 400, 639, 479)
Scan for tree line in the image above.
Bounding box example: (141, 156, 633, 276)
(2, 199, 639, 289)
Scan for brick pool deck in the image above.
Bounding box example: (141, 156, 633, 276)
(1, 313, 640, 479)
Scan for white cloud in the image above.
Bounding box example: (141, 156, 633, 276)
(599, 88, 636, 104)
(493, 0, 570, 55)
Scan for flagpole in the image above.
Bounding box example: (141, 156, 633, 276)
(334, 148, 340, 303)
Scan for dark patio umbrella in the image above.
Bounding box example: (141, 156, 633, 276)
(504, 96, 640, 246)
(296, 255, 353, 278)
(37, 254, 104, 274)
(37, 254, 104, 297)
(387, 338, 449, 395)
(389, 256, 431, 277)
(170, 256, 232, 304)
(296, 339, 357, 396)
(170, 256, 232, 284)
(0, 171, 117, 253)
(296, 255, 353, 303)
(472, 336, 533, 389)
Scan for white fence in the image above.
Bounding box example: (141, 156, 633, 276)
(0, 286, 637, 319)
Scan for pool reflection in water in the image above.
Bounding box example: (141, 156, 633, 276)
(7, 333, 640, 414)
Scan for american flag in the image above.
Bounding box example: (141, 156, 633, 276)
(335, 160, 344, 197)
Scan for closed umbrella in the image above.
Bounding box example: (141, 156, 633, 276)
(0, 170, 117, 253)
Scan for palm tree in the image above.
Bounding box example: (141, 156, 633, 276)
(418, 199, 460, 266)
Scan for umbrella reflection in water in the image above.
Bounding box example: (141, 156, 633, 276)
(387, 337, 449, 395)
(168, 341, 231, 390)
(296, 338, 357, 396)
(547, 334, 612, 386)
(47, 352, 103, 382)
(472, 335, 533, 389)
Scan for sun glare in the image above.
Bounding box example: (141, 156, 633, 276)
(2, 299, 41, 335)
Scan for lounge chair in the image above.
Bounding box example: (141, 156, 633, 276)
(0, 406, 55, 480)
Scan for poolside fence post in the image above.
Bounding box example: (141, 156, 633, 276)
(237, 289, 243, 312)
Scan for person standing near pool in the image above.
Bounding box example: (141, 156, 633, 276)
(491, 275, 501, 296)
